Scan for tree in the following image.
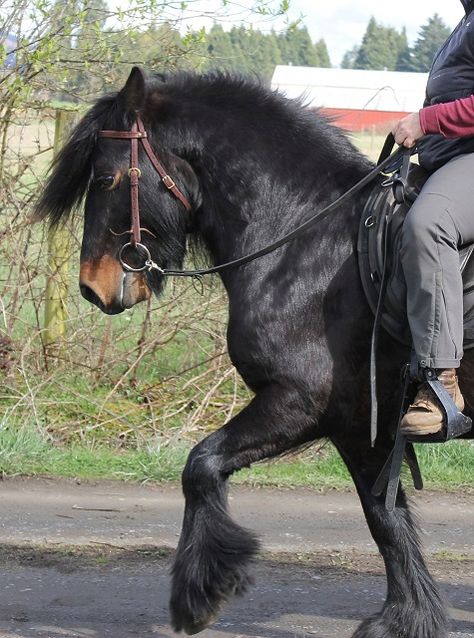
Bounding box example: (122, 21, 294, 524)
(276, 27, 330, 68)
(74, 0, 110, 96)
(354, 17, 385, 69)
(314, 38, 331, 67)
(353, 17, 409, 71)
(395, 27, 412, 71)
(294, 26, 319, 66)
(206, 23, 236, 70)
(341, 45, 359, 69)
(410, 13, 451, 72)
(197, 24, 327, 81)
(246, 29, 282, 79)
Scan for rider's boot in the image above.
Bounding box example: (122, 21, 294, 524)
(400, 368, 465, 436)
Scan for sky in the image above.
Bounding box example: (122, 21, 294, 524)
(177, 0, 466, 67)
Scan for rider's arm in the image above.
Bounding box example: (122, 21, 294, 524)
(420, 94, 474, 138)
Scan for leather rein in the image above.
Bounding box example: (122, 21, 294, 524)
(97, 118, 409, 279)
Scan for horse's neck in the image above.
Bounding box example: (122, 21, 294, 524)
(171, 109, 371, 270)
(194, 167, 366, 273)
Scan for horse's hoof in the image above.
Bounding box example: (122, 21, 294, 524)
(171, 610, 218, 635)
(185, 614, 218, 635)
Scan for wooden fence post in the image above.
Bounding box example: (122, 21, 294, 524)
(43, 109, 77, 347)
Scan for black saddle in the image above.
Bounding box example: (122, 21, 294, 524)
(357, 162, 474, 349)
(359, 142, 472, 510)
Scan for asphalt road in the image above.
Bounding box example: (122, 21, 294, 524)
(0, 477, 471, 638)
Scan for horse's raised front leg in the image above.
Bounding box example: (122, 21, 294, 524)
(333, 435, 448, 638)
(170, 383, 318, 634)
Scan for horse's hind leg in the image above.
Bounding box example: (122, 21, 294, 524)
(170, 384, 318, 635)
(333, 434, 448, 638)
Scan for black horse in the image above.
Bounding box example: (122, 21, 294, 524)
(36, 67, 473, 637)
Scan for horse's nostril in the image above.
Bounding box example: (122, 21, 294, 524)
(80, 283, 99, 305)
(79, 280, 124, 315)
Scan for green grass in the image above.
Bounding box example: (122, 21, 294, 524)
(236, 441, 474, 491)
(0, 424, 472, 491)
(0, 424, 189, 482)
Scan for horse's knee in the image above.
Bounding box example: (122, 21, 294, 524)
(182, 439, 223, 497)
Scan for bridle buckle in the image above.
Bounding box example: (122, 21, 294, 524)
(128, 167, 142, 179)
(162, 174, 176, 189)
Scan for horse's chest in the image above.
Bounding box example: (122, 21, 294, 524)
(227, 306, 321, 389)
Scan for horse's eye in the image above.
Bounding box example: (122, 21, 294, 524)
(94, 175, 117, 190)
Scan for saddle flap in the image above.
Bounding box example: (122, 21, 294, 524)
(358, 163, 474, 348)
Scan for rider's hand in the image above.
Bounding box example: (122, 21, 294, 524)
(391, 112, 424, 148)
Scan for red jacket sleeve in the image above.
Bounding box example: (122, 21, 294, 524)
(420, 95, 474, 138)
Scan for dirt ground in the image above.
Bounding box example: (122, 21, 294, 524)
(0, 477, 471, 638)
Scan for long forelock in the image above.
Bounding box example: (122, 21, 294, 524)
(35, 93, 127, 226)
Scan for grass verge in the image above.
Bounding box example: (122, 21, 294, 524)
(0, 425, 472, 491)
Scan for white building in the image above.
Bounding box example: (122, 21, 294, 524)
(271, 65, 429, 130)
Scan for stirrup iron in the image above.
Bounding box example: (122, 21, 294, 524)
(372, 365, 472, 511)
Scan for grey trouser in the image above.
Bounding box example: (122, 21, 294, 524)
(400, 152, 474, 369)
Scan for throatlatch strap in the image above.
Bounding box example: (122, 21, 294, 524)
(136, 117, 192, 213)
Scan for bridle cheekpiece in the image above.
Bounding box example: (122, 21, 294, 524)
(98, 114, 192, 272)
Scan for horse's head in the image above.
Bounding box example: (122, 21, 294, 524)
(36, 67, 201, 314)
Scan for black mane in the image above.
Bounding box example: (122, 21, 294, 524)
(35, 71, 371, 227)
(151, 71, 371, 180)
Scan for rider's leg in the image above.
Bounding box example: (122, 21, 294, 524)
(400, 152, 474, 434)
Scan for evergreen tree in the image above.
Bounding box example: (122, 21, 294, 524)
(277, 30, 289, 64)
(389, 25, 410, 71)
(295, 26, 319, 66)
(281, 26, 319, 66)
(141, 23, 184, 68)
(354, 17, 384, 69)
(341, 45, 358, 69)
(354, 17, 411, 71)
(267, 30, 283, 68)
(410, 13, 451, 72)
(250, 29, 282, 79)
(199, 24, 330, 75)
(296, 26, 320, 66)
(206, 23, 235, 70)
(395, 27, 412, 71)
(314, 38, 331, 67)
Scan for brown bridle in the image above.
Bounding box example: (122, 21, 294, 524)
(94, 124, 408, 291)
(98, 114, 192, 272)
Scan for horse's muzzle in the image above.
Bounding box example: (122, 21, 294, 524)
(80, 255, 151, 314)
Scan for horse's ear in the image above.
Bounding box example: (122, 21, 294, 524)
(120, 66, 147, 113)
